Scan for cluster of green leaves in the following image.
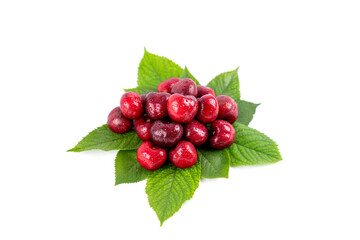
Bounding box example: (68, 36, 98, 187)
(68, 49, 282, 226)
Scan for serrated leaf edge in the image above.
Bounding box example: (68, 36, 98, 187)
(230, 123, 282, 166)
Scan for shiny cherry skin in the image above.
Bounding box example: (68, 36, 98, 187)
(184, 120, 209, 146)
(169, 141, 197, 169)
(136, 141, 167, 171)
(120, 91, 144, 119)
(170, 78, 197, 97)
(216, 95, 238, 124)
(145, 92, 171, 120)
(140, 93, 148, 105)
(196, 94, 219, 124)
(167, 93, 198, 123)
(197, 85, 216, 97)
(209, 120, 235, 149)
(134, 115, 153, 141)
(157, 77, 181, 93)
(150, 120, 183, 148)
(107, 107, 133, 134)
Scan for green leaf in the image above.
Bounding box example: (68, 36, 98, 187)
(187, 157, 201, 190)
(146, 160, 201, 226)
(137, 49, 184, 91)
(206, 68, 240, 101)
(237, 100, 260, 126)
(68, 125, 142, 152)
(127, 66, 200, 93)
(205, 68, 258, 126)
(115, 150, 150, 185)
(180, 66, 200, 85)
(229, 122, 282, 166)
(197, 148, 230, 178)
(123, 86, 155, 95)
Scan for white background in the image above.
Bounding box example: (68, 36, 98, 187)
(1, 0, 359, 239)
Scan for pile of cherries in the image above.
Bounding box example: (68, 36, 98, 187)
(107, 78, 237, 171)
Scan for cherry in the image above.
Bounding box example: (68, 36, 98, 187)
(140, 93, 148, 105)
(184, 120, 208, 146)
(197, 85, 216, 97)
(196, 94, 219, 124)
(157, 77, 181, 93)
(170, 78, 197, 97)
(169, 141, 197, 169)
(145, 92, 171, 120)
(216, 95, 238, 124)
(120, 91, 144, 119)
(136, 141, 167, 171)
(107, 107, 133, 134)
(134, 115, 153, 141)
(150, 120, 183, 148)
(167, 93, 198, 123)
(209, 120, 235, 149)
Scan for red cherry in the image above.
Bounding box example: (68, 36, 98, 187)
(169, 141, 197, 169)
(196, 94, 219, 124)
(150, 120, 183, 148)
(170, 78, 198, 97)
(184, 120, 208, 146)
(167, 93, 198, 123)
(145, 92, 171, 120)
(157, 77, 181, 93)
(134, 115, 153, 141)
(120, 91, 144, 119)
(137, 141, 167, 171)
(216, 95, 238, 124)
(107, 107, 132, 134)
(209, 120, 235, 149)
(197, 85, 216, 97)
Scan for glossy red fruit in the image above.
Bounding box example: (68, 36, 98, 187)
(120, 91, 144, 119)
(140, 93, 148, 105)
(169, 141, 197, 169)
(216, 95, 238, 124)
(137, 141, 167, 171)
(145, 92, 171, 120)
(196, 94, 219, 124)
(184, 120, 208, 146)
(170, 78, 197, 97)
(157, 77, 181, 93)
(197, 85, 216, 97)
(209, 120, 235, 149)
(107, 107, 133, 134)
(134, 115, 153, 141)
(167, 93, 198, 123)
(150, 120, 183, 148)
